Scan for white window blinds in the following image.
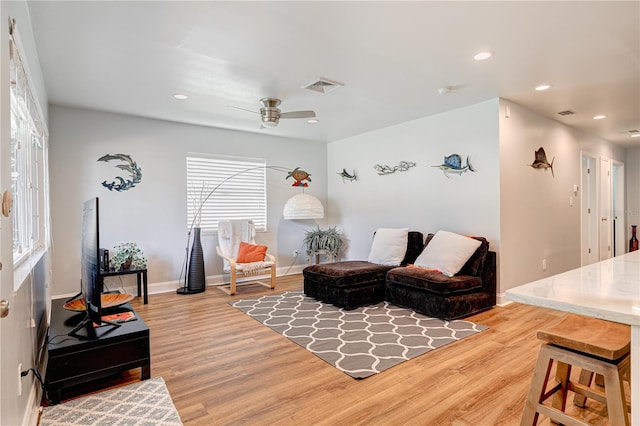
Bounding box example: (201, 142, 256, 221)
(186, 154, 267, 233)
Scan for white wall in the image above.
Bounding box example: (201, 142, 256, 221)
(499, 99, 626, 296)
(327, 99, 501, 263)
(49, 106, 327, 297)
(0, 1, 50, 425)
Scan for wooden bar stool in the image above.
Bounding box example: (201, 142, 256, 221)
(521, 314, 630, 426)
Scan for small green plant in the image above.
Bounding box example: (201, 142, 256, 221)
(110, 242, 147, 270)
(303, 226, 345, 258)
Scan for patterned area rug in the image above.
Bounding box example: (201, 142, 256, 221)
(231, 291, 487, 379)
(40, 377, 182, 426)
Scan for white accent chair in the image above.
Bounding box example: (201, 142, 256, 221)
(215, 220, 276, 295)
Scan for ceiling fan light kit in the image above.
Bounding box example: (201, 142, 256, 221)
(260, 98, 281, 127)
(234, 97, 317, 128)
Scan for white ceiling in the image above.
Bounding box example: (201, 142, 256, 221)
(27, 1, 640, 146)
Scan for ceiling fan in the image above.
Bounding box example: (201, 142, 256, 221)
(230, 98, 316, 128)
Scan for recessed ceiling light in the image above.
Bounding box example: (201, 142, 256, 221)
(593, 115, 607, 120)
(307, 118, 319, 124)
(473, 51, 493, 61)
(535, 84, 552, 91)
(173, 93, 188, 100)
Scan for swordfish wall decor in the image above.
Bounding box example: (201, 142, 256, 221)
(98, 153, 143, 191)
(337, 168, 358, 183)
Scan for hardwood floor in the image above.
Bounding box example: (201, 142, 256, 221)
(53, 275, 616, 425)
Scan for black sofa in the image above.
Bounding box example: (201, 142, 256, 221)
(385, 235, 496, 320)
(303, 232, 496, 320)
(303, 231, 425, 310)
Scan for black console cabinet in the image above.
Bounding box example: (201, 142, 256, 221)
(44, 298, 150, 404)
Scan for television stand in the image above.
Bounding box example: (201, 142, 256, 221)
(66, 312, 120, 339)
(45, 298, 150, 404)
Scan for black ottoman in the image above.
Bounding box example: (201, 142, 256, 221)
(303, 261, 395, 310)
(303, 231, 425, 310)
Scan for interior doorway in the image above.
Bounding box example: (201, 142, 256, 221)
(599, 157, 612, 261)
(581, 152, 625, 266)
(612, 161, 625, 256)
(581, 153, 598, 265)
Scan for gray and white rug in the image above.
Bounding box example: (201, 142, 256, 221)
(231, 291, 487, 379)
(40, 377, 182, 426)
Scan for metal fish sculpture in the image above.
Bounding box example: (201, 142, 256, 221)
(529, 147, 554, 177)
(337, 169, 358, 183)
(374, 161, 416, 175)
(98, 153, 142, 191)
(433, 154, 475, 178)
(286, 167, 312, 187)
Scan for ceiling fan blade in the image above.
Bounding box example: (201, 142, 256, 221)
(280, 110, 316, 119)
(228, 105, 260, 114)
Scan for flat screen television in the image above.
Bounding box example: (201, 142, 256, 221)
(68, 197, 119, 337)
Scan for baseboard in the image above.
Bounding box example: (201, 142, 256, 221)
(152, 264, 307, 293)
(23, 381, 41, 426)
(53, 265, 307, 300)
(496, 292, 512, 307)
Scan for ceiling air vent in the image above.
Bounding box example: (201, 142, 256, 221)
(302, 78, 344, 94)
(557, 110, 575, 116)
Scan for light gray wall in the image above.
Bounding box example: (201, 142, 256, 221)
(49, 106, 327, 297)
(499, 99, 626, 297)
(326, 97, 627, 304)
(0, 1, 50, 425)
(327, 99, 501, 265)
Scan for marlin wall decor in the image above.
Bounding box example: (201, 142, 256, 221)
(337, 169, 358, 183)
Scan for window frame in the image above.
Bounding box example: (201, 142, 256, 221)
(9, 24, 49, 270)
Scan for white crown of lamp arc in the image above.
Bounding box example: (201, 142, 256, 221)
(283, 193, 324, 219)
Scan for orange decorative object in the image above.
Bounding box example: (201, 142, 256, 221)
(63, 293, 134, 311)
(407, 264, 442, 274)
(236, 242, 267, 263)
(286, 167, 312, 187)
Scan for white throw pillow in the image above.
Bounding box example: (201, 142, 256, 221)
(413, 230, 481, 277)
(367, 228, 409, 266)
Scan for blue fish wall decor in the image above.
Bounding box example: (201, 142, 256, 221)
(433, 154, 476, 178)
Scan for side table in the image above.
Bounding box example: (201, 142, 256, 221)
(101, 268, 148, 304)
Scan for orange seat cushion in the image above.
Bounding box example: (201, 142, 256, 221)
(236, 242, 267, 263)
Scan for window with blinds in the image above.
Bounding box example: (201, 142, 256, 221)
(186, 154, 267, 233)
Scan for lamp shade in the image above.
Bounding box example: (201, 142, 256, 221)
(283, 193, 324, 219)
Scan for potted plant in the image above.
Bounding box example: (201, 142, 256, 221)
(110, 242, 147, 270)
(303, 226, 345, 260)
